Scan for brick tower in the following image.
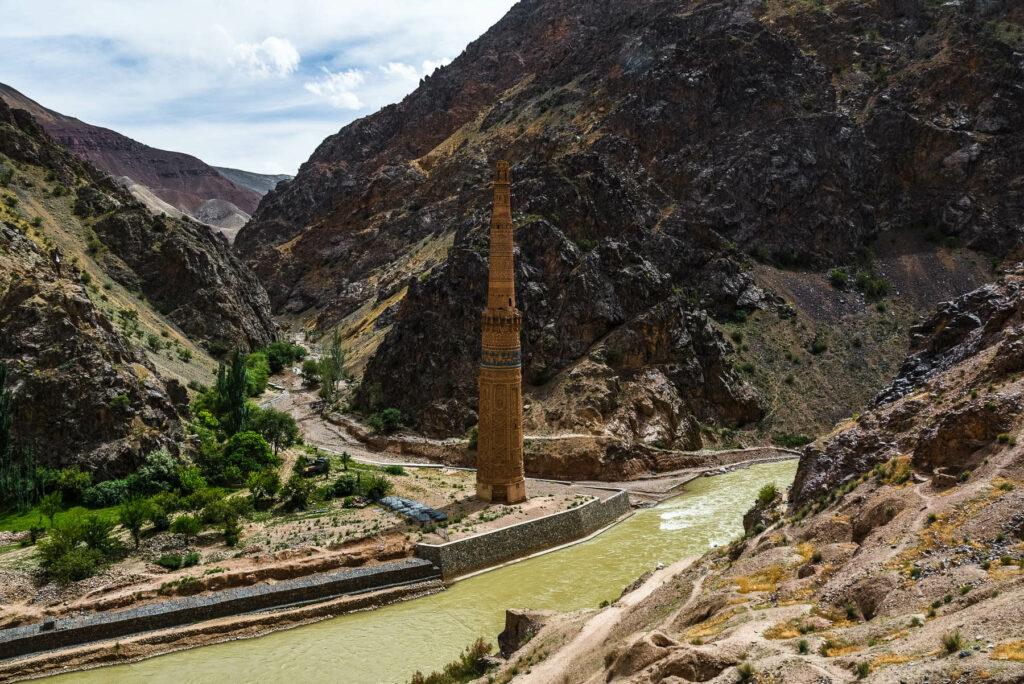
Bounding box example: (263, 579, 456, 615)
(475, 160, 527, 504)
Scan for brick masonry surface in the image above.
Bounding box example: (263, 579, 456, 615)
(0, 558, 439, 661)
(416, 490, 630, 578)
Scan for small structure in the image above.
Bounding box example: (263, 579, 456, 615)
(301, 456, 330, 477)
(379, 496, 448, 524)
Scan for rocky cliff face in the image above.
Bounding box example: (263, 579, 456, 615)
(488, 266, 1024, 684)
(0, 83, 263, 231)
(792, 265, 1024, 507)
(237, 0, 1022, 448)
(0, 98, 275, 472)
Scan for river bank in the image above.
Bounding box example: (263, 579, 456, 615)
(20, 461, 798, 684)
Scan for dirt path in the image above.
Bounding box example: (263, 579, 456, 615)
(518, 557, 696, 684)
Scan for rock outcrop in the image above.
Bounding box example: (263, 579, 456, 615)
(238, 0, 1023, 447)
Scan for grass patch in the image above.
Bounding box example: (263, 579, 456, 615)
(734, 564, 787, 593)
(0, 505, 120, 532)
(993, 640, 1024, 662)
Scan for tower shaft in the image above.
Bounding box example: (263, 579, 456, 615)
(475, 160, 526, 504)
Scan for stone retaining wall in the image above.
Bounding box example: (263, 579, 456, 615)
(0, 558, 439, 661)
(416, 491, 630, 578)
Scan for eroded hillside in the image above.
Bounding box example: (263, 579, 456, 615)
(0, 99, 275, 474)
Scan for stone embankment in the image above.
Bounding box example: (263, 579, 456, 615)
(416, 490, 631, 578)
(0, 558, 438, 661)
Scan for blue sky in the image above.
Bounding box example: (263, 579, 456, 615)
(0, 0, 516, 174)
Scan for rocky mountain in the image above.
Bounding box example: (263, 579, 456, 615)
(0, 83, 263, 235)
(491, 266, 1024, 683)
(0, 97, 275, 473)
(213, 167, 291, 195)
(237, 0, 1021, 454)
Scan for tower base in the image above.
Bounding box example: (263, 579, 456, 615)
(476, 478, 527, 504)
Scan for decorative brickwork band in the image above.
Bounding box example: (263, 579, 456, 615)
(476, 160, 527, 504)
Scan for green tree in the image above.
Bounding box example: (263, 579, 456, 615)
(248, 407, 300, 454)
(281, 474, 314, 511)
(265, 341, 306, 374)
(246, 468, 280, 509)
(119, 498, 152, 548)
(223, 514, 242, 547)
(339, 450, 352, 471)
(318, 329, 346, 411)
(244, 352, 271, 396)
(81, 513, 119, 555)
(39, 491, 63, 528)
(223, 431, 278, 480)
(301, 359, 321, 386)
(223, 351, 249, 435)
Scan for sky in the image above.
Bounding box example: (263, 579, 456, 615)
(0, 0, 516, 174)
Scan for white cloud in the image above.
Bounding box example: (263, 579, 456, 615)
(0, 1, 516, 172)
(231, 36, 300, 78)
(421, 58, 452, 75)
(304, 67, 366, 109)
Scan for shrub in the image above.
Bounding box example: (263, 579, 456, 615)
(797, 639, 809, 654)
(827, 267, 849, 289)
(773, 433, 811, 448)
(246, 468, 281, 509)
(264, 341, 306, 374)
(223, 515, 242, 547)
(737, 662, 755, 682)
(244, 352, 270, 396)
(368, 408, 403, 434)
(467, 426, 478, 450)
(855, 270, 890, 301)
(156, 551, 200, 570)
(221, 431, 278, 481)
(384, 465, 406, 476)
(855, 661, 870, 679)
(301, 359, 321, 386)
(170, 514, 202, 540)
(37, 513, 120, 583)
(83, 478, 133, 507)
(281, 474, 314, 511)
(942, 630, 963, 654)
(360, 473, 393, 501)
(330, 475, 358, 498)
(135, 449, 181, 494)
(757, 483, 779, 507)
(119, 498, 153, 548)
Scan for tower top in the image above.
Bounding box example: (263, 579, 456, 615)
(494, 160, 510, 185)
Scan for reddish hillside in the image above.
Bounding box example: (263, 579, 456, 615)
(0, 83, 261, 216)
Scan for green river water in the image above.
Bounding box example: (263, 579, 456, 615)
(47, 460, 797, 684)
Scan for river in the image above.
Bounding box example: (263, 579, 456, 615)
(47, 460, 797, 684)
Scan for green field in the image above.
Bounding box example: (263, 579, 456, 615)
(0, 504, 120, 532)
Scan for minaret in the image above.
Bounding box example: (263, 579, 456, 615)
(475, 160, 527, 504)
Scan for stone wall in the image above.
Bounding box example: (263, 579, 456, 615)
(416, 491, 630, 578)
(0, 558, 439, 661)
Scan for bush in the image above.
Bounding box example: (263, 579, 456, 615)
(368, 408, 403, 434)
(855, 270, 890, 301)
(223, 515, 242, 547)
(360, 473, 393, 501)
(83, 478, 133, 507)
(135, 449, 181, 494)
(170, 514, 202, 540)
(281, 474, 314, 511)
(797, 639, 809, 654)
(827, 267, 849, 289)
(301, 359, 321, 386)
(246, 468, 280, 509)
(244, 352, 271, 396)
(942, 630, 963, 654)
(264, 341, 306, 374)
(772, 433, 811, 448)
(119, 498, 153, 548)
(37, 513, 121, 583)
(409, 637, 493, 683)
(156, 551, 201, 570)
(756, 483, 779, 506)
(221, 431, 278, 482)
(384, 465, 406, 476)
(330, 475, 358, 498)
(47, 546, 106, 583)
(737, 662, 755, 682)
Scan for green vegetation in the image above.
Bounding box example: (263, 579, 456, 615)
(318, 329, 347, 410)
(772, 433, 812, 448)
(156, 551, 201, 570)
(369, 408, 404, 434)
(37, 513, 122, 583)
(737, 662, 755, 682)
(756, 483, 779, 506)
(263, 341, 307, 374)
(301, 359, 321, 386)
(827, 267, 849, 289)
(119, 498, 153, 548)
(942, 630, 963, 655)
(408, 637, 493, 684)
